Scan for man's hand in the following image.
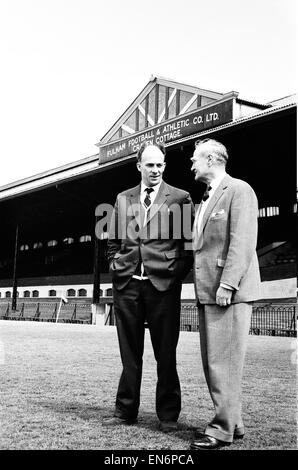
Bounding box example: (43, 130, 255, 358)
(216, 286, 233, 307)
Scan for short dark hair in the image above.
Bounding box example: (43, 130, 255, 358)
(137, 141, 166, 162)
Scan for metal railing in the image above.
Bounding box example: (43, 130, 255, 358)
(179, 303, 297, 336)
(1, 300, 296, 336)
(0, 302, 92, 324)
(250, 305, 296, 337)
(180, 304, 199, 331)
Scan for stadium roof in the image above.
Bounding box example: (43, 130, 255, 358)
(0, 75, 296, 202)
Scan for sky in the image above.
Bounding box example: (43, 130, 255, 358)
(0, 0, 297, 186)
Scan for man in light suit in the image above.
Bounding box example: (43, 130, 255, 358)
(104, 141, 194, 431)
(190, 138, 261, 450)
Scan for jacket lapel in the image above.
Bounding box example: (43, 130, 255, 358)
(201, 174, 231, 231)
(145, 181, 170, 225)
(129, 185, 143, 229)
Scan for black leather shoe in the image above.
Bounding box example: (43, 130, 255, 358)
(194, 429, 244, 440)
(190, 435, 231, 450)
(158, 421, 178, 432)
(102, 416, 137, 426)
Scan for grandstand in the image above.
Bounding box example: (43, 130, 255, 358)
(0, 77, 296, 325)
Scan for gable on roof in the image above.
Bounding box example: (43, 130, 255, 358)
(99, 76, 225, 145)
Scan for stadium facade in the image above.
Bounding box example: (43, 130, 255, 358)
(0, 76, 296, 313)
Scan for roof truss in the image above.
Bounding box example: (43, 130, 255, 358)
(99, 76, 225, 145)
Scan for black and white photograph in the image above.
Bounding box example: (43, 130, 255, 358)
(0, 0, 297, 456)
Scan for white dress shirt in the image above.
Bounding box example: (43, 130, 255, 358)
(193, 172, 235, 292)
(132, 181, 162, 280)
(194, 172, 226, 234)
(140, 181, 162, 211)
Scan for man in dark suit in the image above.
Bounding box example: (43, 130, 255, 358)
(104, 141, 194, 431)
(190, 138, 261, 450)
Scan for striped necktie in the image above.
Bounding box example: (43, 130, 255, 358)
(144, 187, 154, 209)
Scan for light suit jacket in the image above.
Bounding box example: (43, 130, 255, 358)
(193, 174, 261, 304)
(108, 181, 195, 291)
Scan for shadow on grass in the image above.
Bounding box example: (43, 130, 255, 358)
(35, 399, 110, 421)
(35, 399, 204, 443)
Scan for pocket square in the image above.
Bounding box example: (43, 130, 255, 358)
(211, 209, 225, 217)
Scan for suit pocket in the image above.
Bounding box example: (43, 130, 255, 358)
(165, 251, 179, 259)
(210, 214, 227, 222)
(110, 252, 122, 272)
(217, 258, 226, 267)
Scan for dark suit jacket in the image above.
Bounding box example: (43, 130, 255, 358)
(108, 181, 195, 291)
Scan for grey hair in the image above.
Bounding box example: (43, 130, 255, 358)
(195, 138, 229, 165)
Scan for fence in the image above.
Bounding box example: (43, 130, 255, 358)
(250, 304, 296, 337)
(0, 302, 92, 324)
(1, 301, 296, 336)
(179, 303, 297, 336)
(180, 304, 200, 331)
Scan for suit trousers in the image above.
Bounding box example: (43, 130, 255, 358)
(113, 278, 182, 422)
(198, 302, 252, 442)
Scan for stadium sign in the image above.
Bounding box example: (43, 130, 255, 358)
(99, 98, 233, 164)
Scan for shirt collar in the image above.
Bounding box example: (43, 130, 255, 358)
(141, 181, 162, 194)
(209, 172, 226, 193)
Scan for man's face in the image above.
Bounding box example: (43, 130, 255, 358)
(137, 145, 166, 187)
(190, 145, 211, 183)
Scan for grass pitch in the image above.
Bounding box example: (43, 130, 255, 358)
(0, 320, 296, 450)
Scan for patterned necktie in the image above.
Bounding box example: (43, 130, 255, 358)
(202, 185, 212, 201)
(144, 187, 154, 209)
